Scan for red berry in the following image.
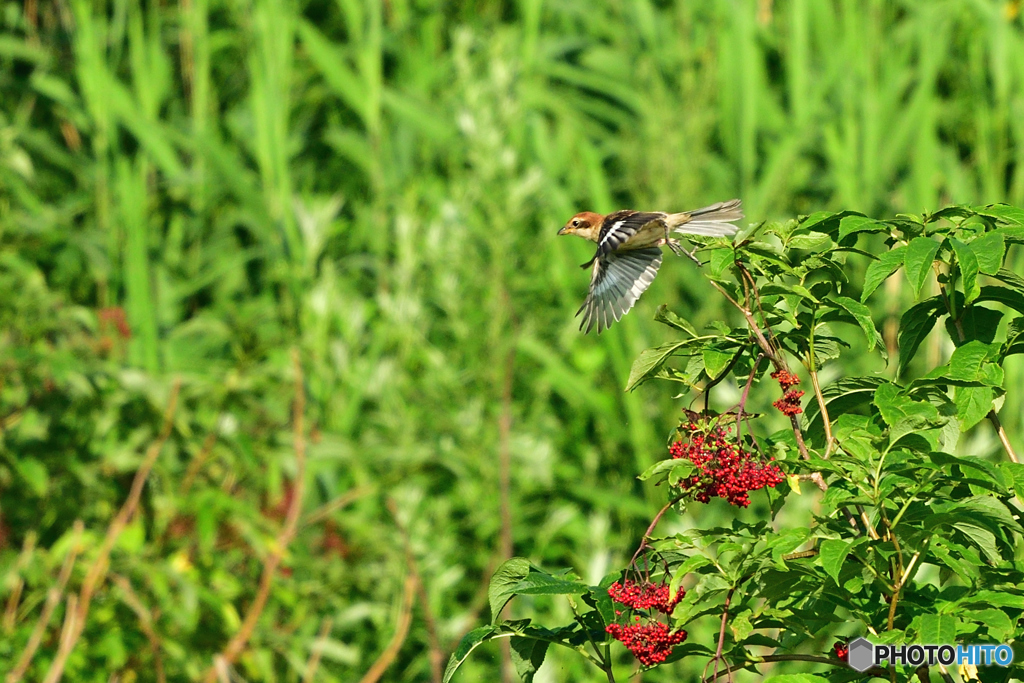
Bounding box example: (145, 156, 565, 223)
(669, 422, 784, 507)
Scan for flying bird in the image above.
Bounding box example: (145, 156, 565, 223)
(557, 199, 743, 333)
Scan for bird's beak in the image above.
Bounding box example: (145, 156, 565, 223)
(557, 225, 569, 236)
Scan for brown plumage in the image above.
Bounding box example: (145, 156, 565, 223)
(557, 199, 743, 333)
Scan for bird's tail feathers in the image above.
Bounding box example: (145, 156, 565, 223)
(669, 198, 743, 237)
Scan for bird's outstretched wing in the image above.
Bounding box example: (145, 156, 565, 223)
(596, 210, 666, 256)
(577, 247, 663, 334)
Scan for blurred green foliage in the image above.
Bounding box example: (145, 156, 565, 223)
(1, 0, 1023, 680)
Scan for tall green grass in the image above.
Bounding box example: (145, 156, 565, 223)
(1, 0, 1022, 680)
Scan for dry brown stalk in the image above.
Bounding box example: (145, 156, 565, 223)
(301, 617, 335, 683)
(110, 574, 166, 683)
(356, 573, 418, 683)
(200, 349, 308, 683)
(6, 522, 83, 683)
(41, 380, 181, 683)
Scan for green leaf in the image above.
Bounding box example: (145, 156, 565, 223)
(708, 247, 734, 277)
(961, 609, 1013, 642)
(654, 305, 698, 336)
(919, 614, 957, 644)
(626, 340, 693, 391)
(838, 215, 884, 241)
(803, 377, 884, 447)
(584, 575, 618, 627)
(1003, 317, 1024, 360)
(946, 341, 994, 382)
(990, 268, 1024, 295)
(16, 458, 49, 496)
(830, 296, 884, 352)
(638, 458, 681, 482)
(788, 231, 833, 251)
(512, 572, 589, 598)
(761, 282, 819, 303)
(954, 386, 993, 431)
(861, 246, 906, 302)
(976, 284, 1024, 315)
(957, 590, 1024, 610)
(819, 538, 861, 584)
(444, 626, 499, 683)
(668, 461, 695, 486)
(489, 558, 531, 623)
(975, 203, 1024, 226)
(951, 239, 980, 303)
(952, 521, 1001, 563)
(904, 237, 941, 297)
(702, 345, 736, 380)
(969, 231, 1005, 274)
(898, 298, 943, 374)
(510, 637, 548, 682)
(874, 382, 939, 428)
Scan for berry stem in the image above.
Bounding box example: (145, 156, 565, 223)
(711, 588, 734, 683)
(629, 493, 686, 569)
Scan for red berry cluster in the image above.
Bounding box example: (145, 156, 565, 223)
(773, 390, 805, 416)
(606, 622, 687, 666)
(770, 369, 805, 416)
(833, 642, 849, 661)
(669, 423, 784, 507)
(608, 580, 683, 615)
(771, 369, 800, 389)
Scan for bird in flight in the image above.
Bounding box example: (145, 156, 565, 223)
(557, 199, 743, 333)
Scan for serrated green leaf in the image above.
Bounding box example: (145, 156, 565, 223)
(952, 521, 1001, 563)
(761, 282, 819, 303)
(919, 614, 957, 644)
(830, 296, 884, 352)
(668, 462, 695, 486)
(444, 626, 500, 682)
(951, 238, 980, 303)
(626, 340, 693, 391)
(961, 609, 1013, 642)
(702, 345, 736, 380)
(803, 377, 885, 447)
(874, 382, 939, 428)
(975, 203, 1024, 226)
(861, 246, 906, 302)
(788, 231, 833, 251)
(489, 559, 531, 623)
(954, 386, 993, 431)
(969, 232, 1005, 274)
(654, 305, 698, 336)
(730, 610, 754, 640)
(638, 458, 681, 482)
(904, 237, 941, 297)
(510, 636, 548, 682)
(898, 298, 943, 374)
(584, 575, 618, 627)
(947, 341, 994, 381)
(976, 284, 1024, 315)
(709, 247, 734, 277)
(838, 215, 884, 241)
(819, 538, 855, 584)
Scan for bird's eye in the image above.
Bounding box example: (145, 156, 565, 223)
(572, 219, 580, 227)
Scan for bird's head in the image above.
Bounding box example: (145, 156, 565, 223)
(558, 212, 603, 241)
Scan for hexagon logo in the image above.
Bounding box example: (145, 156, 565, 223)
(848, 637, 875, 672)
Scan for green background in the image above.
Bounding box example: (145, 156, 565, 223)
(1, 0, 1023, 680)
